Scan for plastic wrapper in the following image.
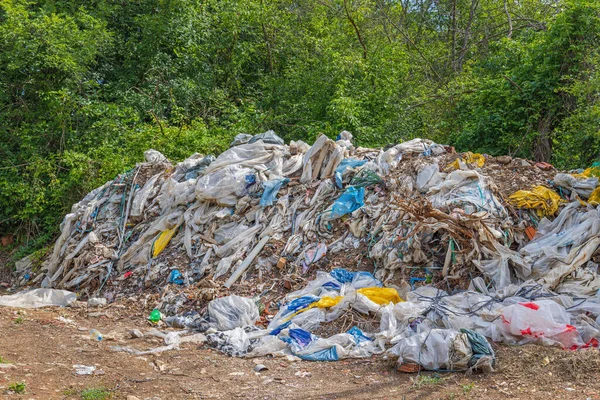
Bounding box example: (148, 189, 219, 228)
(208, 295, 259, 331)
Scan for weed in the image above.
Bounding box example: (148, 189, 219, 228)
(463, 382, 475, 394)
(0, 356, 7, 363)
(8, 382, 26, 394)
(80, 387, 111, 400)
(62, 387, 78, 396)
(413, 374, 444, 389)
(14, 316, 23, 324)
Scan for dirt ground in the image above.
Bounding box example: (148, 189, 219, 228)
(2, 304, 600, 400)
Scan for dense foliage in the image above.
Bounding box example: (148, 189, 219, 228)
(1, 0, 599, 249)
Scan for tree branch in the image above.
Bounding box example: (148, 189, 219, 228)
(344, 0, 367, 60)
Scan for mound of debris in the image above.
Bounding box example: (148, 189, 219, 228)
(8, 130, 600, 371)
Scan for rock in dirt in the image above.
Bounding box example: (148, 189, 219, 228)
(87, 297, 107, 307)
(130, 329, 144, 338)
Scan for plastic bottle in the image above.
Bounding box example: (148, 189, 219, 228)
(89, 329, 103, 341)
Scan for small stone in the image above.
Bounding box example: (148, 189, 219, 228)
(130, 329, 144, 338)
(87, 298, 107, 307)
(127, 396, 140, 400)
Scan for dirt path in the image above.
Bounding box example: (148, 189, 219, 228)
(1, 305, 600, 400)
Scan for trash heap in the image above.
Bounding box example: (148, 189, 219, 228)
(11, 130, 600, 372)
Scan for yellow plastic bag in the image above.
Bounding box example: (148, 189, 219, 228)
(508, 186, 564, 217)
(152, 227, 178, 258)
(589, 186, 600, 205)
(447, 152, 485, 170)
(572, 165, 600, 179)
(357, 287, 403, 305)
(315, 296, 343, 308)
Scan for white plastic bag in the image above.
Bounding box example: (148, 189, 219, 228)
(0, 289, 76, 308)
(208, 295, 259, 331)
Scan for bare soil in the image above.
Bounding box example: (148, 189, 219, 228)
(2, 304, 600, 400)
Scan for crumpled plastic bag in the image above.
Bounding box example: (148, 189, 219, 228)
(0, 289, 77, 308)
(208, 295, 259, 331)
(495, 300, 582, 348)
(416, 163, 444, 193)
(196, 165, 255, 206)
(248, 130, 284, 146)
(331, 186, 365, 219)
(509, 185, 564, 216)
(389, 328, 494, 371)
(260, 178, 290, 206)
(554, 173, 599, 199)
(447, 152, 485, 170)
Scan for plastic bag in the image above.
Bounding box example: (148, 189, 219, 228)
(357, 287, 402, 305)
(390, 329, 472, 371)
(554, 173, 599, 199)
(508, 186, 564, 216)
(260, 178, 290, 206)
(230, 133, 253, 147)
(248, 130, 284, 145)
(335, 159, 367, 189)
(152, 227, 178, 257)
(588, 186, 600, 205)
(448, 152, 485, 170)
(331, 186, 365, 219)
(208, 295, 259, 331)
(144, 149, 168, 163)
(495, 300, 582, 348)
(0, 289, 76, 308)
(303, 243, 327, 266)
(428, 170, 506, 218)
(416, 164, 444, 193)
(196, 165, 255, 206)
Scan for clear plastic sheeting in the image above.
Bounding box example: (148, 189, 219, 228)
(0, 289, 77, 308)
(208, 295, 259, 331)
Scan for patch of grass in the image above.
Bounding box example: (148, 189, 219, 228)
(414, 374, 444, 388)
(62, 387, 78, 396)
(13, 316, 23, 324)
(8, 382, 26, 394)
(0, 356, 8, 363)
(463, 382, 475, 394)
(80, 387, 111, 400)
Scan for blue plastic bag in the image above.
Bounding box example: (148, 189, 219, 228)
(289, 328, 314, 348)
(330, 268, 355, 283)
(282, 296, 320, 316)
(331, 186, 365, 219)
(260, 178, 290, 207)
(298, 346, 339, 361)
(347, 326, 372, 344)
(330, 268, 381, 288)
(335, 159, 367, 189)
(168, 269, 184, 285)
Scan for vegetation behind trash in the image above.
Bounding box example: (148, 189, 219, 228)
(1, 0, 599, 254)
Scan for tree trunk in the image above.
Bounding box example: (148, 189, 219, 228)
(534, 114, 553, 162)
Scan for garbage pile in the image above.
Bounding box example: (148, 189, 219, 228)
(10, 130, 600, 372)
